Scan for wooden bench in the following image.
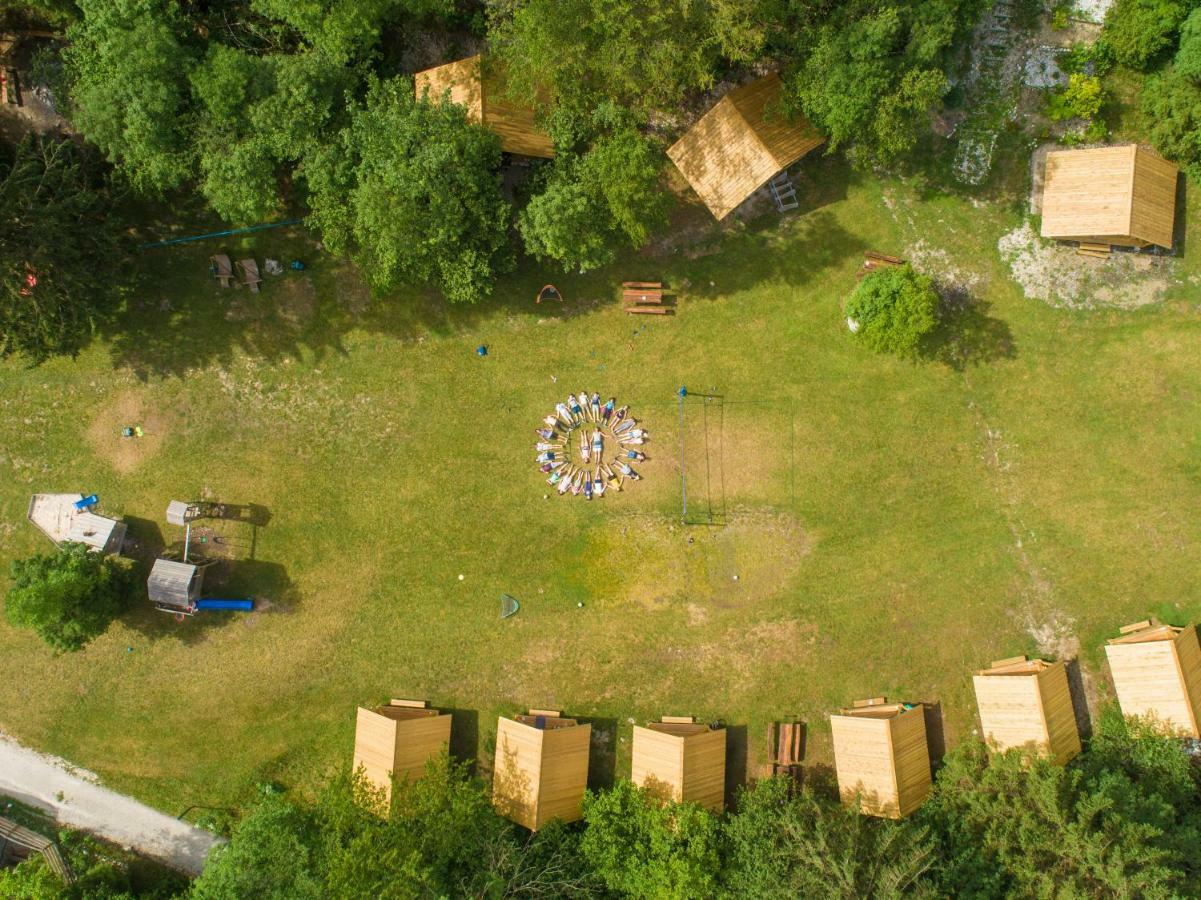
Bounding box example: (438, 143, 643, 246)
(770, 721, 804, 773)
(625, 305, 669, 315)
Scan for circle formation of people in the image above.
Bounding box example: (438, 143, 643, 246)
(536, 392, 648, 499)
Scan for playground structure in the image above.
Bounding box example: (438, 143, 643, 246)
(149, 499, 255, 617)
(630, 717, 726, 812)
(352, 700, 452, 806)
(27, 493, 126, 555)
(492, 710, 591, 830)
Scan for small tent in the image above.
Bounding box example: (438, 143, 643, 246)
(27, 494, 126, 555)
(1105, 620, 1201, 737)
(667, 72, 824, 220)
(630, 716, 726, 812)
(1040, 145, 1178, 250)
(830, 698, 931, 819)
(973, 656, 1081, 764)
(492, 710, 590, 830)
(414, 55, 554, 158)
(147, 559, 205, 611)
(352, 699, 452, 804)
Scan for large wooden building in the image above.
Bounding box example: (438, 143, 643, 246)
(414, 55, 554, 158)
(1105, 620, 1201, 737)
(1040, 145, 1178, 250)
(630, 716, 726, 812)
(830, 698, 932, 819)
(352, 699, 452, 804)
(492, 710, 591, 831)
(667, 73, 824, 220)
(972, 656, 1081, 764)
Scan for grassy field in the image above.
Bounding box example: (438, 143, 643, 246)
(1, 154, 1200, 817)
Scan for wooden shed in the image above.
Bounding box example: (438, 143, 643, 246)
(830, 698, 931, 819)
(667, 73, 824, 220)
(147, 559, 205, 611)
(1105, 620, 1201, 737)
(630, 716, 726, 812)
(414, 55, 554, 158)
(973, 656, 1081, 764)
(492, 710, 590, 831)
(352, 699, 452, 804)
(27, 494, 126, 555)
(1040, 145, 1178, 250)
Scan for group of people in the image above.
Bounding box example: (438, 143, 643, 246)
(535, 391, 648, 500)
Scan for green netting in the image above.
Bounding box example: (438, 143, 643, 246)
(500, 594, 520, 619)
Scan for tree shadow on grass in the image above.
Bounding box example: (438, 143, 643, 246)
(920, 291, 1017, 371)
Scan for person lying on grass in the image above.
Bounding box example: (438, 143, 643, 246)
(623, 450, 645, 461)
(602, 397, 615, 422)
(615, 460, 640, 480)
(592, 430, 604, 456)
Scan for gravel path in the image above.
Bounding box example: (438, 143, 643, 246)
(0, 732, 223, 875)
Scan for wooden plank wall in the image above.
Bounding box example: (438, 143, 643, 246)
(535, 723, 591, 829)
(1037, 663, 1083, 764)
(630, 725, 685, 802)
(1173, 626, 1201, 737)
(492, 717, 544, 830)
(831, 715, 901, 818)
(680, 728, 727, 813)
(392, 715, 452, 784)
(974, 671, 1050, 756)
(890, 707, 932, 818)
(1130, 147, 1179, 249)
(1106, 636, 1200, 737)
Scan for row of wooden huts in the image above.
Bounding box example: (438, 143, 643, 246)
(413, 55, 1181, 249)
(354, 620, 1201, 826)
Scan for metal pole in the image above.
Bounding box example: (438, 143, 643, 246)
(677, 386, 688, 523)
(184, 522, 191, 563)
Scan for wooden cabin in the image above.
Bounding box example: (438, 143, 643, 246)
(973, 656, 1081, 764)
(1040, 145, 1178, 250)
(27, 493, 126, 555)
(492, 710, 590, 830)
(1105, 620, 1201, 737)
(352, 699, 452, 804)
(667, 73, 824, 220)
(830, 698, 931, 819)
(414, 55, 554, 158)
(630, 716, 726, 812)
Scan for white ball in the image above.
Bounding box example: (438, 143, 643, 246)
(732, 574, 740, 581)
(577, 602, 584, 608)
(458, 574, 464, 581)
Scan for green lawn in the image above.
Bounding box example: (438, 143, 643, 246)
(2, 157, 1200, 817)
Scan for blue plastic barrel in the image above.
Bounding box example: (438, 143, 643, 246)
(195, 599, 254, 612)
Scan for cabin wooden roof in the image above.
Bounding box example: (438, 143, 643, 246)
(414, 55, 554, 158)
(352, 700, 451, 805)
(1040, 145, 1178, 249)
(1105, 621, 1201, 737)
(492, 712, 591, 830)
(973, 656, 1081, 764)
(147, 559, 203, 608)
(630, 717, 726, 812)
(667, 73, 824, 220)
(830, 698, 931, 819)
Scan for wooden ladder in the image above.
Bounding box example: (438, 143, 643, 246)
(768, 171, 799, 212)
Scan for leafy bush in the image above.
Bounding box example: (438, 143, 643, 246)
(1102, 0, 1190, 70)
(4, 542, 137, 652)
(1046, 73, 1106, 120)
(1175, 7, 1201, 78)
(1141, 66, 1201, 179)
(844, 264, 940, 357)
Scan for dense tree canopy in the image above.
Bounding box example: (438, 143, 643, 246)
(0, 136, 128, 362)
(845, 264, 940, 357)
(4, 542, 137, 652)
(306, 77, 512, 302)
(1102, 0, 1191, 70)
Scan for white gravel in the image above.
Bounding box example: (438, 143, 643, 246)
(0, 732, 223, 875)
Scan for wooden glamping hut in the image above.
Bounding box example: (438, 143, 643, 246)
(492, 710, 590, 831)
(1040, 145, 1178, 252)
(1105, 620, 1201, 737)
(27, 493, 125, 555)
(667, 72, 824, 220)
(414, 55, 553, 158)
(830, 698, 932, 819)
(630, 716, 726, 812)
(352, 699, 451, 803)
(972, 656, 1081, 764)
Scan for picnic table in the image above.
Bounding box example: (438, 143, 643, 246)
(622, 281, 664, 306)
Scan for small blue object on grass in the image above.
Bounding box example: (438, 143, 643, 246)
(677, 386, 687, 398)
(476, 345, 488, 357)
(75, 494, 99, 511)
(290, 260, 305, 271)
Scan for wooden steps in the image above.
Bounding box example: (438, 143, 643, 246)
(1077, 242, 1111, 259)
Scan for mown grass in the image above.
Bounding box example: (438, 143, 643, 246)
(1, 155, 1199, 816)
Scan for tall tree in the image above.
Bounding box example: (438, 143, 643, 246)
(5, 542, 137, 652)
(0, 136, 128, 362)
(63, 0, 196, 194)
(305, 76, 513, 303)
